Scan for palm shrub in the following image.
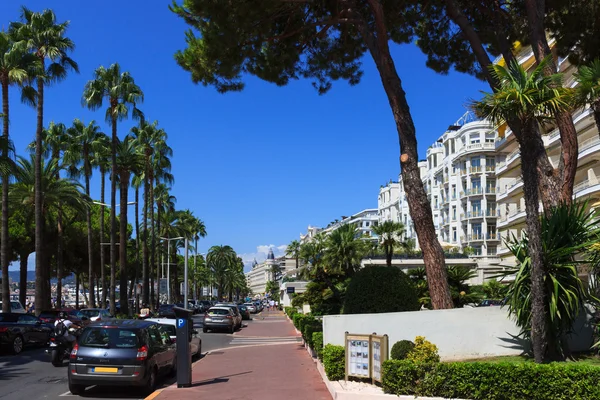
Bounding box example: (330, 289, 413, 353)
(482, 280, 508, 299)
(343, 266, 419, 314)
(501, 201, 600, 360)
(447, 266, 482, 307)
(391, 340, 415, 360)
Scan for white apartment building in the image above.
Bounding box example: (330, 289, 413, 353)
(379, 112, 500, 258)
(300, 208, 380, 244)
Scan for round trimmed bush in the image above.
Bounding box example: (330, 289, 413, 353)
(342, 266, 420, 314)
(391, 340, 415, 360)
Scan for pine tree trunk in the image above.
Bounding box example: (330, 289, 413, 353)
(119, 172, 130, 316)
(363, 0, 453, 309)
(1, 78, 10, 313)
(100, 171, 106, 307)
(19, 252, 28, 309)
(85, 162, 95, 307)
(110, 115, 118, 316)
(34, 73, 47, 315)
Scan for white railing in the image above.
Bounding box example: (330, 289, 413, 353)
(579, 137, 600, 153)
(574, 180, 590, 194)
(507, 149, 520, 162)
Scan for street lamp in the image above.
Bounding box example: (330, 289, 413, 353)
(93, 201, 137, 207)
(159, 236, 184, 304)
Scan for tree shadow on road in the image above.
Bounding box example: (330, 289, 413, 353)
(0, 347, 50, 380)
(189, 371, 252, 387)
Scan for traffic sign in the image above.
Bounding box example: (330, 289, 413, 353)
(177, 318, 186, 329)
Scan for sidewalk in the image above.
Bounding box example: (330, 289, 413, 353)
(152, 309, 330, 400)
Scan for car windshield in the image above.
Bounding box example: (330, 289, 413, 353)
(79, 327, 140, 348)
(208, 309, 229, 316)
(80, 310, 100, 318)
(68, 310, 83, 318)
(159, 324, 176, 336)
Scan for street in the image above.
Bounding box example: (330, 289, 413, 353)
(0, 314, 244, 400)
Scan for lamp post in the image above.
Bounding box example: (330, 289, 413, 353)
(159, 236, 183, 304)
(184, 239, 189, 309)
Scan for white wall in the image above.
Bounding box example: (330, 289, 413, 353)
(324, 307, 594, 361)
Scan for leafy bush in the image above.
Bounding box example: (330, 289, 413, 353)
(284, 306, 297, 318)
(382, 360, 600, 400)
(391, 340, 415, 360)
(312, 332, 324, 360)
(406, 336, 440, 364)
(342, 266, 419, 314)
(293, 313, 312, 336)
(303, 318, 323, 348)
(322, 344, 345, 381)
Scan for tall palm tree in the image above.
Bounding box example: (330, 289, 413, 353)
(574, 59, 600, 137)
(130, 173, 143, 307)
(206, 245, 236, 300)
(10, 7, 78, 312)
(115, 135, 143, 316)
(473, 58, 572, 363)
(154, 184, 176, 305)
(93, 133, 110, 307)
(285, 239, 301, 275)
(82, 63, 143, 315)
(372, 221, 407, 267)
(176, 209, 206, 300)
(64, 119, 103, 307)
(0, 32, 36, 313)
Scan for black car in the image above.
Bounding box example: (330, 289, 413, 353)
(477, 299, 504, 307)
(0, 313, 52, 354)
(68, 319, 176, 396)
(157, 304, 176, 318)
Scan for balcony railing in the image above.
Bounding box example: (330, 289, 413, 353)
(469, 166, 483, 174)
(579, 137, 600, 153)
(461, 187, 483, 197)
(574, 180, 591, 194)
(466, 233, 485, 241)
(507, 149, 520, 163)
(486, 209, 499, 217)
(485, 166, 496, 173)
(485, 187, 497, 194)
(460, 169, 468, 176)
(486, 233, 500, 240)
(465, 143, 495, 151)
(467, 210, 484, 219)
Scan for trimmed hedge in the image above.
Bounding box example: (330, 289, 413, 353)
(284, 306, 297, 319)
(293, 313, 312, 334)
(323, 344, 345, 381)
(342, 266, 419, 314)
(390, 340, 415, 360)
(382, 360, 600, 400)
(312, 332, 324, 360)
(302, 318, 323, 348)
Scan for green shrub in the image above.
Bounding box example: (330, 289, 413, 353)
(284, 306, 297, 318)
(382, 360, 600, 400)
(342, 266, 419, 314)
(303, 318, 323, 348)
(323, 344, 345, 381)
(390, 340, 415, 360)
(312, 332, 324, 360)
(407, 336, 439, 364)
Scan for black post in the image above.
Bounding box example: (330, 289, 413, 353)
(173, 306, 193, 387)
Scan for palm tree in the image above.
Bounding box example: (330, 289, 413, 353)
(0, 32, 36, 313)
(325, 224, 365, 277)
(93, 133, 110, 307)
(176, 209, 206, 301)
(10, 7, 78, 313)
(64, 119, 103, 307)
(82, 63, 143, 315)
(372, 221, 407, 267)
(473, 58, 572, 363)
(285, 239, 301, 275)
(130, 173, 143, 308)
(206, 245, 237, 300)
(115, 135, 143, 316)
(154, 183, 176, 305)
(574, 59, 600, 137)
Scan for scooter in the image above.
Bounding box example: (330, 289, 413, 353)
(46, 328, 81, 367)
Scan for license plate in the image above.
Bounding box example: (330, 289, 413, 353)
(93, 367, 118, 373)
(212, 319, 222, 322)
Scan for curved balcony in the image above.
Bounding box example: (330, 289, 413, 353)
(498, 207, 526, 227)
(486, 233, 500, 241)
(465, 210, 484, 220)
(460, 188, 484, 199)
(486, 209, 499, 218)
(469, 166, 483, 175)
(466, 233, 485, 242)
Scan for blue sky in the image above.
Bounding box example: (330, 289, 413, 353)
(6, 1, 489, 271)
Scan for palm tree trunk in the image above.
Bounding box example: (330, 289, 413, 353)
(133, 186, 140, 312)
(362, 0, 453, 309)
(142, 176, 149, 305)
(19, 253, 27, 308)
(1, 78, 10, 313)
(75, 272, 79, 308)
(110, 116, 117, 316)
(386, 244, 392, 268)
(150, 178, 156, 307)
(119, 171, 130, 316)
(100, 170, 107, 307)
(34, 73, 48, 315)
(57, 211, 64, 305)
(85, 165, 95, 307)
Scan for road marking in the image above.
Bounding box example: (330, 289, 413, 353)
(59, 391, 72, 397)
(145, 389, 163, 400)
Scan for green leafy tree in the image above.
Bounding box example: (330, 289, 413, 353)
(170, 0, 453, 309)
(325, 224, 366, 277)
(482, 280, 508, 300)
(10, 7, 78, 312)
(473, 59, 572, 363)
(82, 63, 143, 315)
(372, 221, 407, 267)
(574, 60, 600, 138)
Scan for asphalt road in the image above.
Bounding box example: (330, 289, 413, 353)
(0, 314, 245, 400)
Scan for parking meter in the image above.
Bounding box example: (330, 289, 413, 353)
(173, 306, 193, 388)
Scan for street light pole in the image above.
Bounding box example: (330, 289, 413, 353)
(160, 236, 183, 304)
(184, 238, 189, 309)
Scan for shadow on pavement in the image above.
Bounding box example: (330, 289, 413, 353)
(0, 347, 49, 380)
(189, 371, 252, 387)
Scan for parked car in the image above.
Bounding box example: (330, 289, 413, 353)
(214, 303, 242, 329)
(0, 313, 52, 354)
(0, 301, 26, 314)
(157, 304, 177, 318)
(68, 319, 176, 396)
(38, 308, 87, 326)
(237, 305, 251, 320)
(198, 301, 212, 313)
(80, 308, 113, 322)
(243, 303, 257, 313)
(203, 307, 238, 333)
(147, 318, 202, 359)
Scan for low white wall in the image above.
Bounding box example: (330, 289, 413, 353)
(324, 307, 595, 361)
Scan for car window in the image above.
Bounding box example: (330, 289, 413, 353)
(159, 324, 176, 337)
(11, 302, 23, 310)
(18, 315, 38, 324)
(147, 326, 164, 347)
(79, 327, 140, 348)
(207, 309, 229, 316)
(80, 310, 100, 318)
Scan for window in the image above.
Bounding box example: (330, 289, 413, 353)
(452, 228, 457, 242)
(472, 246, 482, 256)
(472, 200, 481, 212)
(470, 133, 480, 144)
(485, 132, 495, 143)
(434, 196, 439, 208)
(488, 246, 497, 256)
(471, 157, 481, 167)
(452, 206, 457, 220)
(472, 224, 482, 236)
(471, 178, 481, 189)
(486, 157, 495, 167)
(365, 221, 370, 227)
(452, 185, 456, 198)
(451, 139, 455, 154)
(433, 155, 438, 168)
(17, 315, 38, 325)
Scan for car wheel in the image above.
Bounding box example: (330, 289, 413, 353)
(69, 382, 86, 396)
(144, 367, 157, 396)
(12, 335, 23, 355)
(202, 327, 208, 333)
(230, 325, 235, 334)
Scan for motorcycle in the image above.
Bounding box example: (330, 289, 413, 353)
(46, 327, 81, 367)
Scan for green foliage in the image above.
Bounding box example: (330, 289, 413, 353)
(382, 360, 600, 400)
(292, 313, 311, 334)
(409, 266, 481, 308)
(406, 336, 440, 364)
(291, 292, 305, 309)
(322, 344, 345, 381)
(372, 221, 408, 266)
(284, 307, 297, 319)
(343, 266, 419, 314)
(265, 280, 280, 302)
(390, 340, 415, 360)
(481, 280, 507, 299)
(302, 318, 323, 348)
(312, 332, 324, 361)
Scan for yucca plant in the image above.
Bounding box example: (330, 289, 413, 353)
(499, 201, 600, 360)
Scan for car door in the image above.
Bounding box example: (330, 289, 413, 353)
(147, 325, 167, 372)
(14, 314, 38, 344)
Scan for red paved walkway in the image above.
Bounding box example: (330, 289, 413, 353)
(152, 310, 330, 400)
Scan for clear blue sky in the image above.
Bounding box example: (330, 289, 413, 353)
(5, 1, 489, 271)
